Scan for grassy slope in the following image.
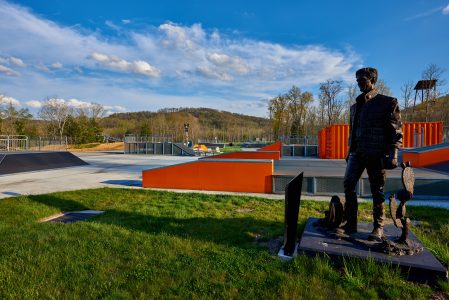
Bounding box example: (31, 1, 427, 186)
(0, 189, 447, 299)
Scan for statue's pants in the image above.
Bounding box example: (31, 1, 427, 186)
(344, 152, 386, 228)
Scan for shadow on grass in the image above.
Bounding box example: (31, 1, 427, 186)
(29, 194, 90, 212)
(28, 194, 284, 249)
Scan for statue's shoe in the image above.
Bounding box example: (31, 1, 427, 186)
(368, 227, 384, 242)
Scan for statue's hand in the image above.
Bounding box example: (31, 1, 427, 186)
(383, 148, 398, 170)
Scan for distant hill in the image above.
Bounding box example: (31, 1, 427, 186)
(401, 94, 449, 124)
(100, 107, 272, 142)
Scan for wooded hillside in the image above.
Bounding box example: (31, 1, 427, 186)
(100, 107, 272, 142)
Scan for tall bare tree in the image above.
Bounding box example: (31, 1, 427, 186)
(268, 95, 289, 140)
(400, 81, 414, 121)
(287, 86, 313, 137)
(319, 80, 343, 125)
(421, 64, 446, 121)
(39, 98, 72, 140)
(376, 79, 392, 96)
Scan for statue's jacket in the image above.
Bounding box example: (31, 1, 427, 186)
(348, 90, 403, 156)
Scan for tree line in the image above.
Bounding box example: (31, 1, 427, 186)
(0, 97, 104, 144)
(268, 64, 447, 140)
(1, 64, 447, 144)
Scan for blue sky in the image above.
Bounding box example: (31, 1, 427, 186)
(0, 0, 448, 117)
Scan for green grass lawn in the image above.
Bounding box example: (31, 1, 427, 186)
(0, 188, 448, 299)
(220, 146, 242, 153)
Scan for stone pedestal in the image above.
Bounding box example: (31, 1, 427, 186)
(298, 217, 448, 283)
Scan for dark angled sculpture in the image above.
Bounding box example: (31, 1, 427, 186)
(315, 161, 423, 256)
(281, 172, 304, 256)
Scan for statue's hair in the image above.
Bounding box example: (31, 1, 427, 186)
(356, 67, 378, 85)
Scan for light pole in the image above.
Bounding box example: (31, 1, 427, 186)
(184, 123, 190, 146)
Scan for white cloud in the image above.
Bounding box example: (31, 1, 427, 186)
(89, 52, 160, 77)
(0, 95, 21, 106)
(35, 63, 51, 72)
(105, 20, 120, 31)
(67, 98, 92, 108)
(443, 4, 449, 15)
(9, 56, 26, 67)
(206, 52, 249, 74)
(25, 100, 42, 108)
(122, 19, 131, 24)
(0, 64, 19, 76)
(0, 1, 361, 117)
(196, 66, 233, 81)
(0, 56, 26, 67)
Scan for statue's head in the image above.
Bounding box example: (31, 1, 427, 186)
(356, 67, 378, 93)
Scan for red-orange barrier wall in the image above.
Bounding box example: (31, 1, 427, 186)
(258, 141, 282, 156)
(402, 122, 443, 148)
(318, 128, 327, 159)
(317, 122, 444, 159)
(324, 124, 349, 159)
(208, 151, 280, 160)
(142, 159, 273, 193)
(403, 146, 449, 167)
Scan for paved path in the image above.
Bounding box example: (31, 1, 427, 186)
(0, 152, 197, 199)
(0, 152, 448, 210)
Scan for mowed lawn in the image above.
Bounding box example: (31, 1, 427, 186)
(0, 188, 448, 299)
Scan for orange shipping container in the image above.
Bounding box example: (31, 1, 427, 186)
(317, 121, 443, 159)
(402, 122, 443, 148)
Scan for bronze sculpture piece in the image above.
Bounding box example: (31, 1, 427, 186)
(383, 161, 423, 255)
(342, 67, 403, 241)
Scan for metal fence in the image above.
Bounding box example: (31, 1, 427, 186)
(0, 135, 68, 152)
(124, 134, 174, 143)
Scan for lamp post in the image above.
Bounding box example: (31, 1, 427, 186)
(184, 123, 190, 146)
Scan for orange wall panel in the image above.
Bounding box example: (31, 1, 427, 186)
(403, 146, 449, 167)
(324, 124, 349, 159)
(318, 122, 443, 159)
(258, 141, 282, 156)
(318, 128, 327, 159)
(209, 151, 280, 160)
(142, 159, 273, 193)
(402, 122, 443, 148)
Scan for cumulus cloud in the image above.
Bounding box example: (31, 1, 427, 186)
(25, 100, 43, 108)
(0, 95, 21, 106)
(206, 52, 249, 74)
(0, 65, 19, 76)
(0, 56, 26, 67)
(105, 20, 120, 31)
(443, 4, 449, 15)
(89, 52, 160, 77)
(196, 66, 233, 81)
(0, 0, 361, 117)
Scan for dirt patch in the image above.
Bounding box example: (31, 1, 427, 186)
(69, 142, 124, 152)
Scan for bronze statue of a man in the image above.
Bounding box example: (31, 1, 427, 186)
(342, 67, 403, 241)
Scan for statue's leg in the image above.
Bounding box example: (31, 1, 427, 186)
(366, 156, 387, 240)
(343, 153, 366, 233)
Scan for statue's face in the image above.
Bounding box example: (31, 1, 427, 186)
(356, 75, 373, 93)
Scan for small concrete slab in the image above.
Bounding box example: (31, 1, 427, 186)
(298, 217, 448, 283)
(41, 210, 105, 224)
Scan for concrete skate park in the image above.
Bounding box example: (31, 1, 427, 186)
(1, 144, 449, 209)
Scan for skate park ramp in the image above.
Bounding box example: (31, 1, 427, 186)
(402, 142, 449, 168)
(0, 151, 88, 175)
(142, 158, 273, 193)
(208, 151, 280, 160)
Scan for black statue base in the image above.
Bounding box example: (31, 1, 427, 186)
(299, 217, 448, 283)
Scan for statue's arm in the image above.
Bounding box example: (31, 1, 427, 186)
(387, 98, 403, 150)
